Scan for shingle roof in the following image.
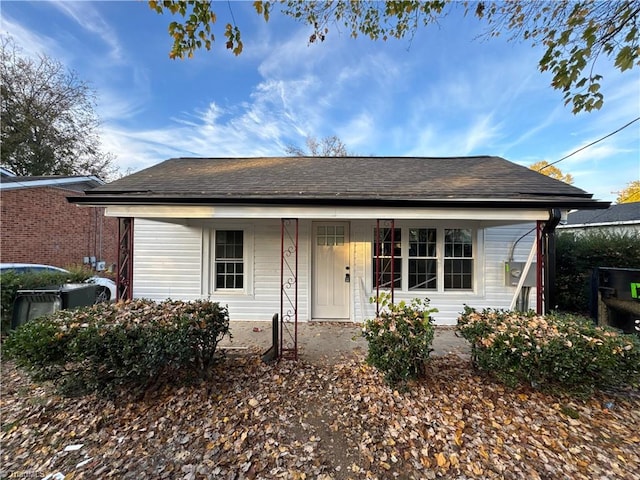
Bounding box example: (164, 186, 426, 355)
(565, 202, 640, 225)
(73, 156, 608, 209)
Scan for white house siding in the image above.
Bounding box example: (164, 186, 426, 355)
(249, 221, 283, 320)
(349, 221, 537, 325)
(133, 218, 311, 322)
(133, 219, 203, 300)
(133, 218, 537, 325)
(231, 219, 311, 322)
(470, 223, 537, 315)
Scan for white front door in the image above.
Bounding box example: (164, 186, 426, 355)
(312, 222, 350, 319)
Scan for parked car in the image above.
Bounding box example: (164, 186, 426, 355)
(0, 263, 117, 302)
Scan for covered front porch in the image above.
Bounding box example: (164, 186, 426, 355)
(110, 205, 560, 361)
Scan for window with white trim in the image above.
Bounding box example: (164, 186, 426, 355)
(444, 228, 473, 290)
(409, 228, 437, 290)
(214, 230, 244, 289)
(371, 226, 475, 292)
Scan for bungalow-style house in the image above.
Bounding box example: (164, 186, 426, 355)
(69, 156, 608, 355)
(1, 173, 118, 270)
(557, 201, 640, 236)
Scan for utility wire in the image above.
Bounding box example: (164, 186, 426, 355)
(227, 0, 237, 27)
(540, 116, 640, 171)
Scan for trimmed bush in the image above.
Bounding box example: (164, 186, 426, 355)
(457, 307, 640, 396)
(0, 268, 93, 332)
(3, 299, 230, 395)
(556, 230, 640, 314)
(363, 293, 438, 387)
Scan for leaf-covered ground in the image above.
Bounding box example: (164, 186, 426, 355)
(1, 352, 639, 480)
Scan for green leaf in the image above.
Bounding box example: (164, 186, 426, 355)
(615, 45, 636, 72)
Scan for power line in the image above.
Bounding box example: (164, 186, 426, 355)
(540, 116, 640, 171)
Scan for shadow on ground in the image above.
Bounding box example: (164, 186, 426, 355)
(219, 321, 470, 364)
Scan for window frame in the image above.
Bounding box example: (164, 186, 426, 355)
(214, 229, 245, 290)
(204, 225, 253, 296)
(371, 224, 477, 293)
(443, 228, 474, 291)
(408, 227, 438, 291)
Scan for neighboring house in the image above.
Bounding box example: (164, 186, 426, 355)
(70, 156, 608, 326)
(0, 167, 16, 178)
(558, 201, 640, 235)
(0, 175, 118, 270)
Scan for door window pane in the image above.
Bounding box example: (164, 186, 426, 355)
(317, 225, 345, 247)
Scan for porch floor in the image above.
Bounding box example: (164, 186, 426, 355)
(219, 321, 471, 364)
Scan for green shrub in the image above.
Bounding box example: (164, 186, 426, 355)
(556, 230, 640, 313)
(0, 267, 93, 333)
(3, 299, 231, 395)
(362, 293, 438, 388)
(457, 307, 640, 396)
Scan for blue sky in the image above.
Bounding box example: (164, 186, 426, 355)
(2, 1, 639, 202)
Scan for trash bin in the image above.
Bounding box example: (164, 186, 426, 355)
(11, 283, 98, 329)
(593, 267, 640, 333)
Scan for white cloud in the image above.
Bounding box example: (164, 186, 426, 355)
(0, 16, 63, 59)
(97, 90, 148, 123)
(340, 113, 376, 153)
(400, 114, 503, 158)
(51, 1, 123, 63)
(560, 143, 630, 168)
(498, 104, 565, 155)
(463, 114, 503, 154)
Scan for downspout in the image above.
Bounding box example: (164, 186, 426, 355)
(536, 221, 544, 314)
(543, 208, 562, 313)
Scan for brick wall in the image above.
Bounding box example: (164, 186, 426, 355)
(0, 186, 118, 271)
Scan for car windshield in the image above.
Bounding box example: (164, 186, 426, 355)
(0, 265, 68, 274)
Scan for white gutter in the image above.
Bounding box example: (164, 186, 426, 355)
(0, 176, 104, 190)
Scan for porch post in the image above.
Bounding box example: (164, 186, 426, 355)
(117, 217, 134, 301)
(389, 219, 395, 304)
(375, 219, 396, 313)
(280, 218, 298, 360)
(375, 219, 381, 315)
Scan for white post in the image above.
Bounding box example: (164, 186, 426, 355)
(509, 239, 537, 311)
